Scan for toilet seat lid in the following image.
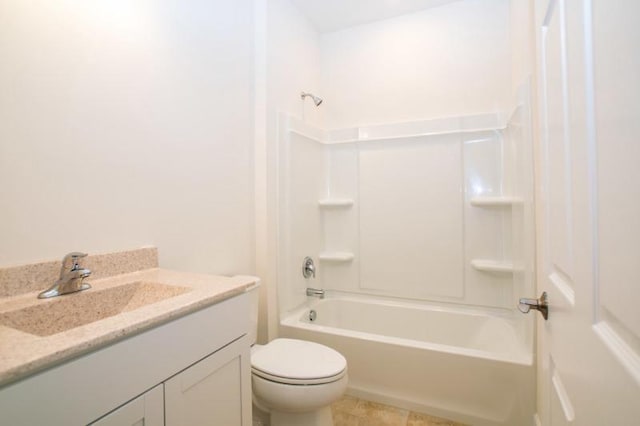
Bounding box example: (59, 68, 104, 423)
(251, 338, 347, 381)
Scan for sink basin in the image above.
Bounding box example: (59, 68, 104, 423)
(0, 282, 190, 337)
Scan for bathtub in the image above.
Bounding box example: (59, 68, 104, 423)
(280, 294, 535, 426)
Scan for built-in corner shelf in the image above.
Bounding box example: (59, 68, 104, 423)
(318, 198, 354, 208)
(471, 259, 515, 273)
(470, 196, 523, 207)
(319, 252, 354, 262)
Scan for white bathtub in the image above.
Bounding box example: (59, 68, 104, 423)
(280, 295, 535, 426)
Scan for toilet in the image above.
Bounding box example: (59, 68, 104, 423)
(248, 286, 348, 426)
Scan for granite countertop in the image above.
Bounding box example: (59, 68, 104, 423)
(0, 249, 258, 387)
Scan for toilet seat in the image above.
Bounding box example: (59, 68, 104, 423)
(252, 368, 347, 385)
(251, 338, 347, 385)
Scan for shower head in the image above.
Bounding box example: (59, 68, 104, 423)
(301, 92, 323, 106)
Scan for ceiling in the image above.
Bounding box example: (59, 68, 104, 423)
(289, 0, 463, 33)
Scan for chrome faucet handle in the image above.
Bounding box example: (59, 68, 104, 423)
(302, 257, 316, 279)
(60, 252, 87, 275)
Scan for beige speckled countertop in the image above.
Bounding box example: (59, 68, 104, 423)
(0, 263, 258, 387)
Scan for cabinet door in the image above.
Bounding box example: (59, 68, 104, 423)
(89, 384, 163, 426)
(165, 336, 251, 426)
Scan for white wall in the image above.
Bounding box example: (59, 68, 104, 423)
(0, 0, 255, 275)
(254, 0, 322, 339)
(267, 0, 323, 129)
(320, 0, 511, 129)
(509, 0, 535, 99)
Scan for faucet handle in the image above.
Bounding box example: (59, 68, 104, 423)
(302, 257, 316, 279)
(61, 252, 88, 272)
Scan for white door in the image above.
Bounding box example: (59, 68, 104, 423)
(536, 0, 640, 424)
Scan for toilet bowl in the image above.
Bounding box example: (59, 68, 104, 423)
(251, 338, 348, 426)
(247, 285, 347, 426)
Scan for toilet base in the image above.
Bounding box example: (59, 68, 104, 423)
(270, 406, 333, 426)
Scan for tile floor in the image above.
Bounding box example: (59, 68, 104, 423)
(331, 395, 467, 426)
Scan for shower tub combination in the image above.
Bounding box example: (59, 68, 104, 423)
(281, 294, 535, 426)
(278, 106, 536, 424)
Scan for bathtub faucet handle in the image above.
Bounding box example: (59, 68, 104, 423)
(302, 257, 316, 279)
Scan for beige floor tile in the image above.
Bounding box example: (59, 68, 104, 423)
(406, 411, 467, 426)
(332, 395, 361, 415)
(331, 395, 462, 426)
(352, 400, 409, 425)
(332, 410, 362, 426)
(358, 419, 404, 426)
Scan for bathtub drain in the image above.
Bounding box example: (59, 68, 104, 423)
(309, 309, 317, 322)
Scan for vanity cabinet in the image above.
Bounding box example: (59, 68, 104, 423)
(0, 292, 252, 426)
(90, 385, 164, 426)
(92, 336, 249, 426)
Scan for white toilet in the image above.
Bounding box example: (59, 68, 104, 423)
(248, 287, 348, 426)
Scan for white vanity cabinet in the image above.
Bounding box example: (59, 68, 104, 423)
(0, 292, 252, 426)
(90, 385, 164, 426)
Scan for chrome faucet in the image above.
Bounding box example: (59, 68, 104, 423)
(38, 252, 92, 299)
(306, 288, 325, 299)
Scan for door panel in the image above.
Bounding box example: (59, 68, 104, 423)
(549, 357, 574, 425)
(592, 0, 640, 374)
(537, 0, 640, 424)
(543, 0, 574, 291)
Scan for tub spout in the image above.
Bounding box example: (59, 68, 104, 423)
(306, 288, 325, 299)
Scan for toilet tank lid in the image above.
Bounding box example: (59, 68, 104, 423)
(251, 338, 347, 380)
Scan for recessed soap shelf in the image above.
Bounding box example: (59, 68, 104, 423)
(318, 199, 354, 208)
(471, 259, 515, 273)
(319, 252, 354, 262)
(470, 196, 523, 207)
